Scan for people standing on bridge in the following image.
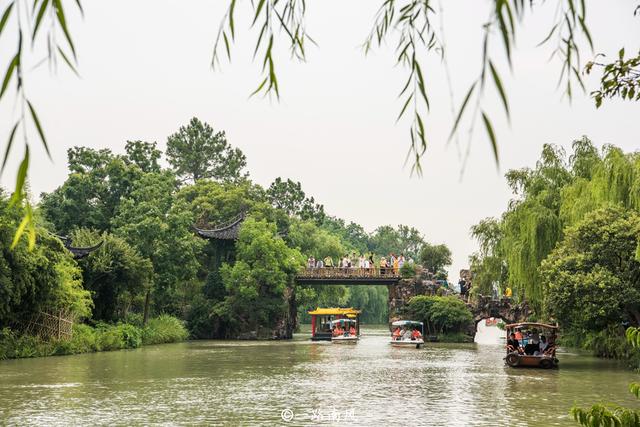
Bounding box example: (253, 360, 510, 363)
(316, 258, 324, 269)
(324, 256, 333, 268)
(398, 254, 405, 270)
(392, 255, 399, 275)
(379, 257, 387, 275)
(369, 254, 375, 274)
(307, 257, 315, 269)
(358, 254, 365, 273)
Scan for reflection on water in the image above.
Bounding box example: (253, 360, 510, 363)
(0, 325, 637, 426)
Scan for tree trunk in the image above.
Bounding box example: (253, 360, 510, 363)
(143, 290, 151, 326)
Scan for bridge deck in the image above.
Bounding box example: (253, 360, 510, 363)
(295, 268, 401, 285)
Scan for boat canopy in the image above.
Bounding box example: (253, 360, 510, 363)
(391, 320, 424, 327)
(330, 319, 357, 326)
(505, 322, 558, 330)
(308, 307, 361, 317)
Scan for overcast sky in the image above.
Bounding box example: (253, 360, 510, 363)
(1, 0, 639, 278)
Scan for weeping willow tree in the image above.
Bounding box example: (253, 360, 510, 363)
(469, 218, 506, 297)
(471, 137, 640, 314)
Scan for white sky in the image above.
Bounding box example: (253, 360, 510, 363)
(1, 1, 639, 279)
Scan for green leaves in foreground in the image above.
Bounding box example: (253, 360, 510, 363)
(1, 0, 83, 250)
(212, 0, 313, 100)
(570, 328, 640, 427)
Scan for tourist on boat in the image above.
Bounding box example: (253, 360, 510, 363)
(534, 335, 548, 355)
(402, 328, 412, 340)
(507, 333, 521, 353)
(524, 335, 539, 355)
(333, 325, 343, 337)
(324, 256, 334, 268)
(392, 327, 401, 341)
(349, 325, 356, 336)
(514, 328, 523, 342)
(411, 328, 422, 340)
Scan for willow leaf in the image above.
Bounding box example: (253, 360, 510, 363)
(0, 2, 14, 38)
(1, 121, 19, 171)
(448, 82, 476, 141)
(53, 0, 76, 57)
(489, 61, 510, 120)
(27, 101, 50, 158)
(0, 53, 18, 100)
(10, 212, 30, 250)
(9, 146, 29, 207)
(396, 93, 413, 122)
(481, 112, 499, 164)
(32, 0, 50, 40)
(252, 0, 266, 26)
(57, 46, 79, 76)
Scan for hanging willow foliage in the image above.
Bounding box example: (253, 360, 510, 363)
(474, 137, 640, 313)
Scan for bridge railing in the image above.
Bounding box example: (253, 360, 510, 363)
(296, 267, 401, 279)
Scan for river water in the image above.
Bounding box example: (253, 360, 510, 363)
(0, 325, 637, 426)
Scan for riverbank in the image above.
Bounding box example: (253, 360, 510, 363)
(0, 315, 188, 360)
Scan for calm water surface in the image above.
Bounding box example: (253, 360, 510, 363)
(0, 325, 638, 426)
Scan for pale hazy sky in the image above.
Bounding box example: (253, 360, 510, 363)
(1, 1, 639, 278)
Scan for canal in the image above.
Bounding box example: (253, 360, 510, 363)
(0, 326, 637, 426)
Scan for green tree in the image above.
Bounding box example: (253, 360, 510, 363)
(220, 217, 303, 336)
(369, 225, 425, 259)
(266, 177, 325, 223)
(0, 193, 91, 325)
(112, 171, 205, 316)
(469, 218, 507, 296)
(407, 295, 473, 335)
(125, 140, 162, 173)
(166, 117, 247, 183)
(71, 229, 151, 322)
(419, 243, 452, 275)
(542, 207, 640, 331)
(40, 147, 143, 234)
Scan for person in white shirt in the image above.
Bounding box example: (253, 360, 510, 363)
(535, 335, 549, 355)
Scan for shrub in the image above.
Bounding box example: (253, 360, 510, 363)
(400, 262, 416, 278)
(407, 295, 473, 334)
(0, 316, 187, 360)
(142, 314, 189, 345)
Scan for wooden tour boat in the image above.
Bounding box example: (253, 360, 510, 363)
(504, 322, 559, 369)
(308, 307, 361, 342)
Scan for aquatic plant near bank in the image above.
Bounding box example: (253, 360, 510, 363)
(0, 315, 189, 360)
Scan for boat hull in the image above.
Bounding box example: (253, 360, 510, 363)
(331, 336, 359, 344)
(504, 353, 558, 369)
(390, 339, 424, 349)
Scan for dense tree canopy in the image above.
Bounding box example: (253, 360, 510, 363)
(469, 137, 640, 356)
(542, 207, 640, 331)
(0, 194, 91, 325)
(15, 118, 449, 336)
